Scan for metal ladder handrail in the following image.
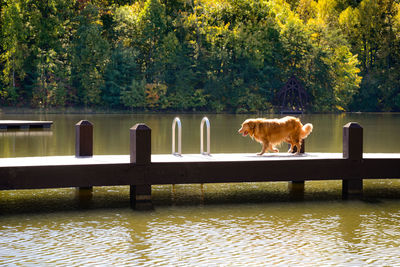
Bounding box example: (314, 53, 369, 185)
(172, 117, 182, 156)
(200, 117, 210, 155)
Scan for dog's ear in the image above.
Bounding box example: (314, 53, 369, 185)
(247, 121, 255, 131)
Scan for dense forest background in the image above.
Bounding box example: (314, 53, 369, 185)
(0, 0, 399, 112)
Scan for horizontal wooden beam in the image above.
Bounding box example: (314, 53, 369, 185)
(1, 157, 399, 190)
(363, 159, 400, 178)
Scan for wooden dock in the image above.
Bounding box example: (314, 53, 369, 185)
(0, 120, 53, 130)
(1, 120, 400, 209)
(1, 152, 399, 186)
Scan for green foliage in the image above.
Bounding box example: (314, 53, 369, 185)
(102, 45, 140, 108)
(0, 1, 28, 104)
(1, 0, 399, 112)
(120, 79, 146, 110)
(71, 4, 110, 106)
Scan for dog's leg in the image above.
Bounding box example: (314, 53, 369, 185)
(269, 144, 279, 153)
(258, 143, 267, 155)
(293, 142, 301, 155)
(288, 143, 294, 153)
(288, 144, 293, 153)
(285, 138, 293, 153)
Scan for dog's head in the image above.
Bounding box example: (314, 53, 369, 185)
(238, 119, 256, 137)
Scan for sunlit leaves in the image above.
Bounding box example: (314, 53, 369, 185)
(1, 0, 398, 111)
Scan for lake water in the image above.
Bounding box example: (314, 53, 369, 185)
(1, 113, 400, 265)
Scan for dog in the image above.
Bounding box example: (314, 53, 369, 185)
(238, 116, 313, 155)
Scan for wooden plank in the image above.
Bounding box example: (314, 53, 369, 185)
(0, 153, 399, 166)
(0, 153, 400, 167)
(147, 159, 353, 184)
(0, 159, 347, 189)
(0, 120, 54, 126)
(0, 155, 130, 167)
(0, 163, 144, 190)
(0, 153, 399, 191)
(363, 158, 400, 178)
(0, 120, 53, 130)
(0, 153, 344, 167)
(151, 153, 343, 162)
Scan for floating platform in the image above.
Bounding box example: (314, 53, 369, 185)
(0, 120, 53, 130)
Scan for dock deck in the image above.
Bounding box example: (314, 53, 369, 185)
(0, 120, 53, 130)
(2, 152, 399, 167)
(0, 152, 343, 167)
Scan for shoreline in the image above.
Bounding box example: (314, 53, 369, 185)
(0, 107, 281, 115)
(0, 107, 220, 115)
(2, 107, 398, 115)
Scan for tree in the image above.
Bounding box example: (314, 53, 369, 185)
(29, 0, 75, 108)
(120, 79, 146, 110)
(0, 1, 28, 104)
(339, 0, 400, 111)
(137, 0, 167, 82)
(102, 45, 141, 108)
(1, 0, 398, 112)
(71, 4, 110, 106)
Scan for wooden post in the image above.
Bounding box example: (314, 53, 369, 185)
(288, 140, 305, 197)
(75, 120, 93, 199)
(342, 122, 363, 199)
(75, 120, 93, 157)
(289, 181, 305, 201)
(130, 124, 153, 210)
(75, 186, 93, 208)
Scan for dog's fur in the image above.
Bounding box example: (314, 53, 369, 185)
(238, 116, 313, 155)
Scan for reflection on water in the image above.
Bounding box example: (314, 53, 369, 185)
(1, 113, 400, 265)
(1, 183, 400, 266)
(0, 129, 53, 137)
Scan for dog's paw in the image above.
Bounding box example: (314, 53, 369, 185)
(257, 152, 264, 156)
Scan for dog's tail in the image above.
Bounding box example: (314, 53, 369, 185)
(300, 123, 313, 139)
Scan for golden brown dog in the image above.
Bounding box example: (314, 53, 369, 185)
(238, 116, 313, 155)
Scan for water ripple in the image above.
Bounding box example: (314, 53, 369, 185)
(2, 187, 400, 265)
